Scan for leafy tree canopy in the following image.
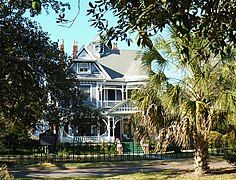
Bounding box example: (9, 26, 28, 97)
(88, 0, 236, 56)
(0, 1, 103, 140)
(0, 3, 64, 139)
(0, 3, 62, 122)
(132, 29, 236, 174)
(6, 0, 70, 16)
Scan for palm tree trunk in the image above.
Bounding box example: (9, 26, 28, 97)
(194, 101, 210, 174)
(194, 135, 209, 174)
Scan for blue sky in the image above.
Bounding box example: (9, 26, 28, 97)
(31, 1, 183, 82)
(32, 0, 140, 55)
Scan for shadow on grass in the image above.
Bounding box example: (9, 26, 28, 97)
(208, 167, 236, 175)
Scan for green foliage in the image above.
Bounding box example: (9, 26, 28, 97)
(208, 131, 222, 149)
(222, 131, 236, 150)
(221, 130, 236, 165)
(223, 149, 236, 166)
(58, 148, 70, 157)
(6, 0, 70, 17)
(89, 0, 236, 57)
(32, 0, 41, 13)
(131, 29, 236, 174)
(0, 3, 60, 136)
(100, 142, 116, 154)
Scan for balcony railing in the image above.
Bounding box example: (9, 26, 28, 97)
(98, 100, 122, 108)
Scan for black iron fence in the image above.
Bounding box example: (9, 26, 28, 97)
(0, 141, 194, 164)
(0, 139, 234, 164)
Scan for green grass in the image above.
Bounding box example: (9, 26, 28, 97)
(10, 157, 236, 180)
(9, 159, 169, 170)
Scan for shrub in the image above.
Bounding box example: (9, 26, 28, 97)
(0, 165, 13, 180)
(221, 131, 236, 165)
(208, 131, 223, 149)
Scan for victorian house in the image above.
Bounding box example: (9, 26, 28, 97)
(34, 36, 148, 143)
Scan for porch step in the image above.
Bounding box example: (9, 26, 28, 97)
(122, 141, 144, 154)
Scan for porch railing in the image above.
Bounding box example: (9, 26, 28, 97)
(60, 133, 115, 143)
(98, 100, 122, 108)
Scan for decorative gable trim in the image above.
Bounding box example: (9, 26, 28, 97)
(72, 46, 111, 80)
(77, 45, 96, 60)
(94, 60, 111, 80)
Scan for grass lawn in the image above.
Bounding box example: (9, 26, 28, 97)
(7, 157, 236, 180)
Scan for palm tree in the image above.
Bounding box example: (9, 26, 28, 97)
(132, 30, 236, 174)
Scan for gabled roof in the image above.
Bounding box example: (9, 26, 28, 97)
(71, 36, 148, 81)
(87, 44, 148, 80)
(75, 45, 96, 61)
(71, 45, 111, 79)
(124, 60, 148, 81)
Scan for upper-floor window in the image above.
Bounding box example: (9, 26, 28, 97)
(79, 84, 92, 102)
(103, 89, 122, 101)
(79, 63, 89, 73)
(94, 45, 100, 53)
(93, 44, 104, 54)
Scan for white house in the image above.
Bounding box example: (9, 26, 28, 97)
(34, 36, 148, 143)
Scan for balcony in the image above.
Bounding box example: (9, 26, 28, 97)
(98, 100, 122, 108)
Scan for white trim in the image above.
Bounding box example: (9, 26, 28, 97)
(77, 45, 110, 79)
(96, 83, 99, 107)
(77, 45, 97, 60)
(94, 60, 111, 79)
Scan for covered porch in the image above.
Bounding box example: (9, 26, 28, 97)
(59, 99, 141, 143)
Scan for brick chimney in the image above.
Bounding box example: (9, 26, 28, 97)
(59, 39, 65, 53)
(112, 42, 118, 50)
(59, 39, 65, 70)
(72, 41, 78, 59)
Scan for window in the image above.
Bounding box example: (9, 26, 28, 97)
(94, 44, 104, 53)
(94, 45, 100, 53)
(105, 89, 122, 101)
(79, 85, 91, 102)
(79, 63, 89, 73)
(108, 89, 115, 100)
(117, 90, 122, 100)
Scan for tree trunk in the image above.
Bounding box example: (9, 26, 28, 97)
(194, 137, 209, 175)
(194, 101, 210, 174)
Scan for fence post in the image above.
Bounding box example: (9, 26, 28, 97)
(133, 140, 135, 160)
(72, 140, 75, 162)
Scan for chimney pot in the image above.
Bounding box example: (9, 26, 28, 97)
(59, 39, 64, 52)
(72, 41, 78, 59)
(112, 42, 118, 50)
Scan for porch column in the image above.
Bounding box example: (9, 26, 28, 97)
(112, 117, 115, 141)
(120, 118, 124, 140)
(97, 122, 100, 136)
(121, 85, 124, 100)
(107, 116, 111, 140)
(100, 84, 103, 107)
(68, 123, 72, 136)
(96, 83, 99, 108)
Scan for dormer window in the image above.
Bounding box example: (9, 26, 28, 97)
(94, 45, 100, 53)
(93, 44, 104, 54)
(79, 63, 89, 73)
